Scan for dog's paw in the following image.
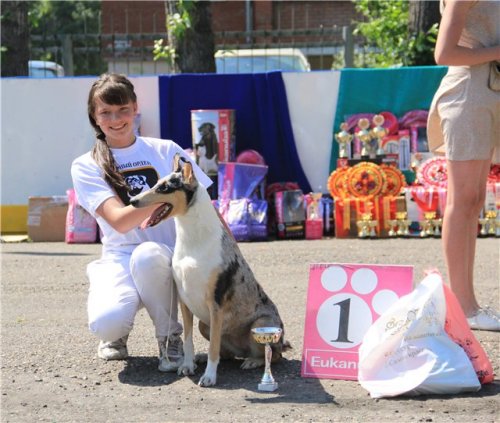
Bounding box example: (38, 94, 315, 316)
(177, 361, 196, 376)
(198, 372, 217, 387)
(240, 357, 265, 370)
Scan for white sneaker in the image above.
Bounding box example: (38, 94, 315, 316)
(467, 307, 500, 331)
(97, 336, 129, 360)
(158, 333, 184, 372)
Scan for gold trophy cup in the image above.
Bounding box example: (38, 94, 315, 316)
(251, 327, 282, 392)
(356, 118, 373, 158)
(371, 114, 387, 157)
(335, 122, 353, 159)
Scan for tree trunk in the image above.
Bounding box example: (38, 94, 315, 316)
(166, 1, 215, 73)
(1, 1, 30, 76)
(408, 0, 441, 65)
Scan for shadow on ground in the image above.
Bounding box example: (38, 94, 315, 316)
(118, 357, 335, 405)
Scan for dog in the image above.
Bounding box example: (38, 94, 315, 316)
(130, 154, 289, 387)
(197, 122, 218, 160)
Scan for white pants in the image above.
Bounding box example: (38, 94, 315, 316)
(86, 242, 182, 342)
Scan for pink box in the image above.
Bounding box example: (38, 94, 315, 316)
(301, 263, 413, 380)
(305, 219, 323, 239)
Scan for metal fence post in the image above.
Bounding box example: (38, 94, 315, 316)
(62, 35, 74, 76)
(342, 25, 354, 68)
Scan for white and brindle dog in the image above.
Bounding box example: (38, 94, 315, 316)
(130, 154, 289, 387)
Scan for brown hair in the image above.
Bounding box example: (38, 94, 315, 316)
(88, 73, 137, 192)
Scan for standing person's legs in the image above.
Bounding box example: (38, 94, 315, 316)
(87, 255, 141, 360)
(129, 242, 184, 371)
(443, 158, 496, 322)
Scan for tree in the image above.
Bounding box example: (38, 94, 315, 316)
(154, 0, 215, 73)
(28, 0, 105, 76)
(408, 0, 440, 65)
(1, 1, 30, 77)
(353, 0, 439, 68)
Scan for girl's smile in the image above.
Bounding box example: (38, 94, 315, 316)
(94, 98, 137, 148)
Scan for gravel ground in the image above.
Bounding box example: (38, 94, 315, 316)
(1, 237, 499, 422)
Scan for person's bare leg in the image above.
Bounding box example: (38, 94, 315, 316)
(443, 159, 490, 316)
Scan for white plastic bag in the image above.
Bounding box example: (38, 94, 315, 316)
(358, 272, 480, 398)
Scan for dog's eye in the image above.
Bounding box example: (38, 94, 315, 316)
(156, 182, 169, 193)
(169, 177, 181, 187)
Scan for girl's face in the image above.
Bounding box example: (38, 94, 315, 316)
(94, 98, 137, 148)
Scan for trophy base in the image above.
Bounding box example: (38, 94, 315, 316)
(258, 382, 278, 392)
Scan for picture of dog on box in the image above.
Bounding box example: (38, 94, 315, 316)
(130, 153, 289, 387)
(195, 122, 219, 174)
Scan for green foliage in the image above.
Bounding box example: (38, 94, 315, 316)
(153, 0, 194, 63)
(353, 0, 438, 68)
(27, 0, 105, 75)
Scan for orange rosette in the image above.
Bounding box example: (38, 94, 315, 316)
(380, 164, 406, 196)
(327, 167, 349, 199)
(345, 162, 387, 198)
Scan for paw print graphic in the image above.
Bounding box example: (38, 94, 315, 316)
(315, 265, 404, 349)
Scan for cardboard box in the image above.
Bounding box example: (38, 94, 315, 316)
(27, 196, 68, 242)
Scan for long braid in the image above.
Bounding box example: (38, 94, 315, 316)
(88, 73, 137, 193)
(91, 139, 129, 192)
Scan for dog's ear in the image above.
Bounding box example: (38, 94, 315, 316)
(181, 161, 197, 187)
(173, 153, 182, 173)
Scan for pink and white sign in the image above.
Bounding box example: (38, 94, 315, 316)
(301, 263, 413, 380)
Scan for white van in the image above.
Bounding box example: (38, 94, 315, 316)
(28, 60, 65, 77)
(215, 48, 311, 74)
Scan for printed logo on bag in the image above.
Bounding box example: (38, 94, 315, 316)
(301, 263, 413, 380)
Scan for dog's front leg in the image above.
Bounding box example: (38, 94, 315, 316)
(198, 305, 223, 387)
(177, 301, 196, 376)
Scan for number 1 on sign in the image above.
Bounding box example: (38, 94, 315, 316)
(331, 298, 353, 344)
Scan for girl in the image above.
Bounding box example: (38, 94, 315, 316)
(71, 73, 212, 370)
(428, 0, 500, 331)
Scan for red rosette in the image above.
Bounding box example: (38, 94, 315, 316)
(380, 164, 406, 196)
(327, 167, 349, 199)
(344, 162, 387, 198)
(488, 164, 500, 183)
(417, 157, 448, 188)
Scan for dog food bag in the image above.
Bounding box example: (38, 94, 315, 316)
(274, 190, 306, 239)
(65, 188, 98, 244)
(191, 109, 236, 176)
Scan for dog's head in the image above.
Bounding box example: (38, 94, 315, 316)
(198, 122, 215, 136)
(130, 153, 198, 228)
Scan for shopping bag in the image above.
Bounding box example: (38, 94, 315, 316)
(443, 283, 494, 384)
(358, 272, 481, 398)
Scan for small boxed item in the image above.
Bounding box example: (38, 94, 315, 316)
(27, 195, 68, 242)
(191, 109, 236, 176)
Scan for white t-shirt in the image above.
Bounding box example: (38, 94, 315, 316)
(71, 137, 212, 256)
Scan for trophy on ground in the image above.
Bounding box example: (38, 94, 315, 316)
(251, 327, 283, 392)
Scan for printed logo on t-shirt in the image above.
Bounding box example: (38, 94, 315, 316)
(116, 166, 159, 205)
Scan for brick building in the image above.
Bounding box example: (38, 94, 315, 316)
(101, 0, 360, 74)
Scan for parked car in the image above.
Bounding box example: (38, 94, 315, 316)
(215, 48, 311, 74)
(28, 60, 65, 77)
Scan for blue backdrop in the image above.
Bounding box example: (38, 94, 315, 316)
(159, 72, 312, 193)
